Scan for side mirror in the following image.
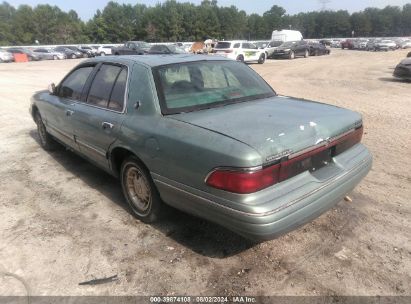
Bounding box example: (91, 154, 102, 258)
(48, 83, 56, 95)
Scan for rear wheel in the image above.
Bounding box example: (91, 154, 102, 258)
(35, 112, 56, 150)
(121, 156, 166, 223)
(304, 49, 310, 58)
(236, 55, 244, 62)
(71, 54, 76, 59)
(258, 53, 266, 64)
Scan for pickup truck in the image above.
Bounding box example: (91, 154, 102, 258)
(111, 41, 151, 55)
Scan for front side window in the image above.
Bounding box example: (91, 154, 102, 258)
(59, 66, 94, 100)
(154, 60, 275, 115)
(87, 64, 124, 109)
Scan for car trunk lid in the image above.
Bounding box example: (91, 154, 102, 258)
(169, 96, 362, 164)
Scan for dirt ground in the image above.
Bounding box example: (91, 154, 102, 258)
(0, 49, 410, 297)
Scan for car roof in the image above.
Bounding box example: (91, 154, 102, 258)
(84, 54, 231, 68)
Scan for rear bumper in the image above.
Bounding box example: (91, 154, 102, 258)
(153, 144, 372, 241)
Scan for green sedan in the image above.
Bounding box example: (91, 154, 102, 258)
(30, 55, 372, 240)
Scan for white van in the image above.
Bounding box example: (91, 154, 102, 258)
(271, 30, 303, 42)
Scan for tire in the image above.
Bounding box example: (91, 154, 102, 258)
(121, 156, 165, 223)
(258, 53, 266, 64)
(53, 55, 58, 60)
(236, 55, 244, 62)
(304, 49, 309, 58)
(71, 54, 76, 59)
(35, 112, 56, 151)
(289, 51, 295, 60)
(100, 52, 106, 56)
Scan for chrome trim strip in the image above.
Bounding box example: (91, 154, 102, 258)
(159, 155, 371, 218)
(76, 139, 106, 157)
(288, 128, 356, 159)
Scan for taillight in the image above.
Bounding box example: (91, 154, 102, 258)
(206, 164, 280, 194)
(206, 126, 363, 194)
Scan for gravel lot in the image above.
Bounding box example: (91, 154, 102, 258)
(0, 49, 410, 297)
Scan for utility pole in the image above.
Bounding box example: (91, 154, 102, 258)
(318, 0, 331, 11)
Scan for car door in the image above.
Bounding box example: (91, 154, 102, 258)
(296, 41, 307, 55)
(241, 43, 259, 61)
(43, 64, 96, 148)
(71, 63, 128, 170)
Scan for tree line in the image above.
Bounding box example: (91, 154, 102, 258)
(1, 0, 411, 46)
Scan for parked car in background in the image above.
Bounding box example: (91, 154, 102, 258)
(54, 46, 82, 59)
(393, 57, 411, 80)
(79, 45, 97, 56)
(272, 40, 310, 59)
(30, 55, 372, 240)
(0, 48, 14, 62)
(353, 39, 369, 50)
(148, 44, 186, 54)
(66, 46, 92, 58)
(366, 39, 379, 51)
(214, 40, 266, 63)
(112, 41, 151, 55)
(97, 46, 114, 56)
(255, 40, 284, 59)
(399, 40, 411, 49)
(341, 39, 355, 50)
(6, 48, 41, 61)
(308, 42, 331, 56)
(330, 39, 343, 48)
(33, 48, 65, 60)
(375, 40, 397, 51)
(408, 51, 411, 57)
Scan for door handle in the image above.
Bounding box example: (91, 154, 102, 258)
(66, 109, 74, 116)
(102, 122, 114, 130)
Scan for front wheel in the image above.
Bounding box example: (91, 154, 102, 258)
(258, 53, 266, 64)
(289, 51, 295, 60)
(236, 55, 244, 62)
(304, 49, 310, 58)
(121, 156, 165, 223)
(53, 55, 58, 60)
(35, 112, 56, 150)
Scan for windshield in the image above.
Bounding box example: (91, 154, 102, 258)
(153, 60, 276, 115)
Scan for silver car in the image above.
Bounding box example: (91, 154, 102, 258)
(33, 48, 65, 60)
(0, 49, 14, 62)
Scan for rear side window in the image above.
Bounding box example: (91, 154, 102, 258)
(108, 68, 127, 111)
(59, 66, 94, 100)
(87, 64, 122, 108)
(233, 43, 240, 48)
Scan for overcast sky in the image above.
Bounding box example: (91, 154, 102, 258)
(7, 0, 411, 20)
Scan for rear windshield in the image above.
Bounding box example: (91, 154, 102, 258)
(153, 60, 276, 115)
(215, 42, 232, 49)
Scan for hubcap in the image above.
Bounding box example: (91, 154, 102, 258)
(125, 167, 151, 214)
